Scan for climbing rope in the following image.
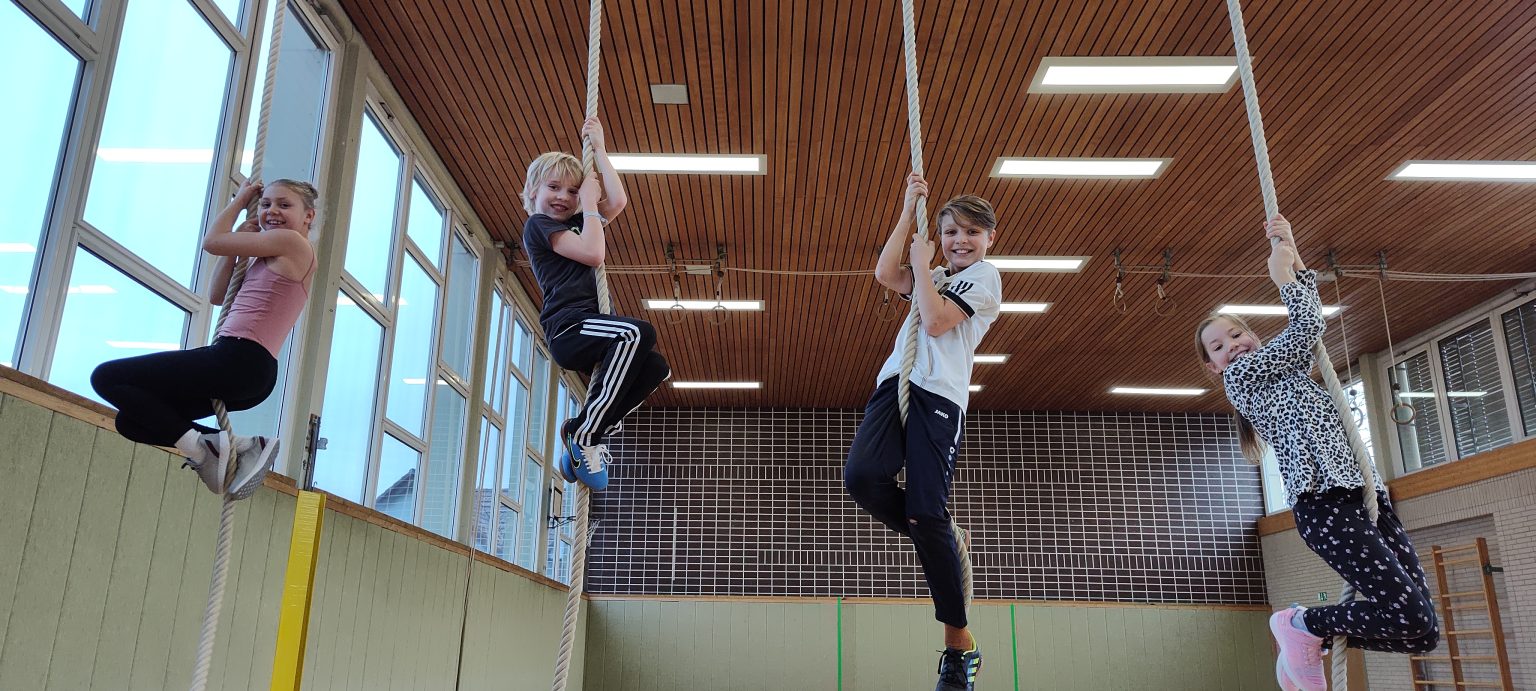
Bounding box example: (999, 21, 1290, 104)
(551, 0, 604, 688)
(896, 0, 929, 426)
(1224, 1, 1381, 685)
(895, 0, 972, 608)
(188, 2, 287, 690)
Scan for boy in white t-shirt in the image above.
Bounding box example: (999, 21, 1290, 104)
(845, 172, 1002, 691)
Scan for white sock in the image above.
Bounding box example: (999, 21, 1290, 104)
(173, 429, 205, 461)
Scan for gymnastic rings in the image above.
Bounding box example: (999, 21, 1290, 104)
(1390, 401, 1418, 425)
(665, 301, 688, 325)
(707, 303, 730, 326)
(1153, 282, 1177, 317)
(877, 289, 900, 322)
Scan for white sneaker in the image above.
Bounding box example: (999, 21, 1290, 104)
(228, 435, 278, 500)
(189, 431, 233, 495)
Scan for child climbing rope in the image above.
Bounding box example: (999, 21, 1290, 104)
(521, 116, 669, 492)
(92, 178, 317, 498)
(845, 172, 1000, 691)
(1196, 214, 1438, 691)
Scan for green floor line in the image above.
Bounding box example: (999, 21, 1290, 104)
(836, 597, 844, 691)
(1011, 603, 1020, 691)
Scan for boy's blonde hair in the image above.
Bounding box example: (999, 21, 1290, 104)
(522, 152, 584, 214)
(936, 195, 997, 231)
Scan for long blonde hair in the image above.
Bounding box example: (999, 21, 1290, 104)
(1195, 313, 1266, 463)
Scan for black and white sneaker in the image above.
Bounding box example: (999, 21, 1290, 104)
(187, 431, 233, 495)
(935, 646, 982, 691)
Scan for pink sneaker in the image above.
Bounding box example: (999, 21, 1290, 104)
(1276, 657, 1300, 691)
(1270, 608, 1325, 691)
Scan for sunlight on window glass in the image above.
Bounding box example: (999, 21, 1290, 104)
(1, 5, 80, 367)
(83, 0, 232, 287)
(50, 248, 187, 402)
(314, 290, 384, 502)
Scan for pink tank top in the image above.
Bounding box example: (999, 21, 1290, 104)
(217, 255, 314, 357)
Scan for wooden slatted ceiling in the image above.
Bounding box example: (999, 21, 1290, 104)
(341, 0, 1536, 412)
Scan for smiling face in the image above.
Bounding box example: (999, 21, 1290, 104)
(1199, 316, 1261, 374)
(259, 183, 316, 234)
(937, 212, 994, 270)
(529, 173, 582, 221)
(933, 195, 998, 271)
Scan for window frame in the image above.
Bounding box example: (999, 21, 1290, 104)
(1378, 289, 1536, 476)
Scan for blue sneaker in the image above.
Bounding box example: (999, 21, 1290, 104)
(935, 646, 982, 691)
(558, 421, 610, 491)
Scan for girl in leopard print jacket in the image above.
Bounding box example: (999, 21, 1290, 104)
(1196, 215, 1438, 691)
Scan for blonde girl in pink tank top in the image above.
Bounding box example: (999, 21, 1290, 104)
(92, 179, 318, 499)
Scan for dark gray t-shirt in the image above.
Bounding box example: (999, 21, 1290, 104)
(522, 212, 599, 336)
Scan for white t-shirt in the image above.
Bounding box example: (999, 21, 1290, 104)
(875, 261, 1002, 410)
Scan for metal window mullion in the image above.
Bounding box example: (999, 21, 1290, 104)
(209, 0, 272, 204)
(1382, 351, 1414, 475)
(73, 223, 206, 312)
(357, 304, 393, 513)
(1488, 312, 1528, 444)
(406, 167, 453, 273)
(18, 0, 130, 379)
(371, 137, 420, 522)
(403, 238, 445, 286)
(186, 0, 249, 54)
(1425, 342, 1459, 462)
(337, 274, 391, 325)
(381, 418, 425, 453)
(15, 0, 102, 60)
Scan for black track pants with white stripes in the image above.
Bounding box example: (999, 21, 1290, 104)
(548, 312, 670, 447)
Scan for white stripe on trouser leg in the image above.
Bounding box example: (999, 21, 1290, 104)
(575, 320, 641, 445)
(576, 321, 639, 443)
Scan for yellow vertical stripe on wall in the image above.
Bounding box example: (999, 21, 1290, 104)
(0, 391, 573, 691)
(270, 490, 324, 691)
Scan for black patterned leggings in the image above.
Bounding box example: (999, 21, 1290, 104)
(1292, 487, 1439, 653)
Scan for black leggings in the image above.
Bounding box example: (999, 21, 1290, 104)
(91, 337, 278, 446)
(1293, 487, 1440, 653)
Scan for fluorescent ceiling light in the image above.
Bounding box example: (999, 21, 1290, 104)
(1110, 386, 1207, 396)
(1390, 161, 1536, 181)
(987, 256, 1089, 272)
(671, 381, 761, 390)
(1397, 392, 1435, 399)
(0, 243, 36, 253)
(68, 285, 116, 295)
(106, 340, 179, 351)
(1219, 304, 1342, 316)
(968, 384, 984, 392)
(999, 302, 1050, 313)
(1448, 391, 1488, 398)
(974, 354, 1009, 364)
(645, 299, 764, 311)
(992, 158, 1168, 179)
(1030, 56, 1238, 93)
(609, 154, 765, 175)
(401, 378, 447, 386)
